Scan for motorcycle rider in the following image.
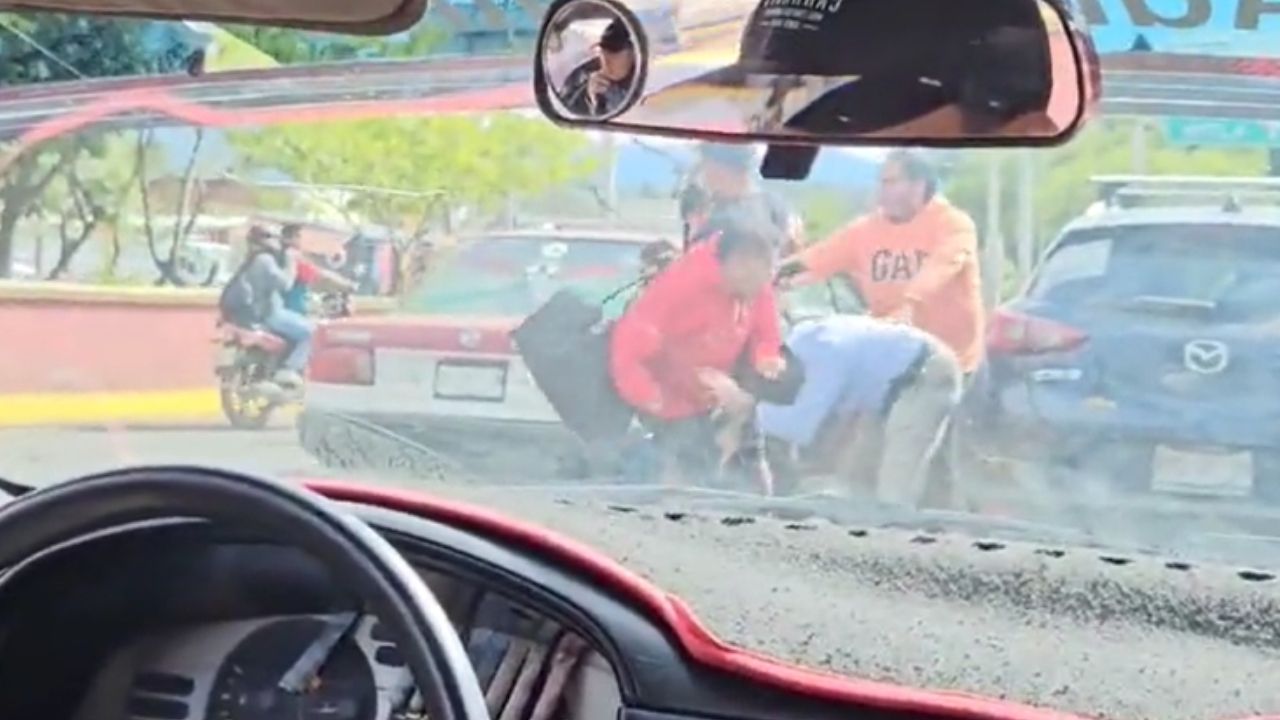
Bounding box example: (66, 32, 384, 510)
(279, 223, 357, 315)
(234, 226, 312, 387)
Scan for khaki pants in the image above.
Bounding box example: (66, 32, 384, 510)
(835, 347, 962, 508)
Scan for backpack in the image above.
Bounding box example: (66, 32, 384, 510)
(218, 256, 259, 326)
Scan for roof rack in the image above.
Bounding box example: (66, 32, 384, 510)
(1089, 175, 1280, 213)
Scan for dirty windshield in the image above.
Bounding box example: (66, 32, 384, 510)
(2, 4, 1280, 719)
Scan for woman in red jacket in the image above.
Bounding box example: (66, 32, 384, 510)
(609, 214, 785, 490)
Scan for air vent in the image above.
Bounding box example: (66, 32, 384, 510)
(129, 672, 193, 720)
(132, 672, 195, 697)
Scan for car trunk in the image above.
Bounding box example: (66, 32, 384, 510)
(314, 314, 561, 423)
(1012, 222, 1280, 494)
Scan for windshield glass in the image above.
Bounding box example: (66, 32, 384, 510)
(405, 234, 647, 316)
(2, 6, 1280, 720)
(1031, 224, 1280, 319)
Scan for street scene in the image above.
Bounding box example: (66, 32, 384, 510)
(3, 1, 1280, 718)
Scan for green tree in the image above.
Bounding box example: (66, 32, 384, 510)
(0, 13, 196, 276)
(219, 23, 448, 65)
(230, 114, 598, 233)
(944, 118, 1269, 275)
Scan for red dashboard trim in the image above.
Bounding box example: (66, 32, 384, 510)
(306, 480, 1090, 720)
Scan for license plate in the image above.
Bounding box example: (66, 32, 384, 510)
(1151, 446, 1253, 497)
(434, 361, 507, 401)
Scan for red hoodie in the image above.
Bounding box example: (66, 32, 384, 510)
(609, 241, 782, 420)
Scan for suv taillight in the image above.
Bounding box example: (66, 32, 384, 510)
(988, 308, 1088, 355)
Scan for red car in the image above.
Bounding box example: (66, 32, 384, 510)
(298, 227, 666, 478)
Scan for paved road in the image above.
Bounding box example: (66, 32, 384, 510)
(3, 425, 1280, 720)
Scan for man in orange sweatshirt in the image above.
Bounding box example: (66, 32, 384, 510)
(782, 149, 985, 375)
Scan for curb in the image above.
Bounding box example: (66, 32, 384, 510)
(0, 388, 224, 427)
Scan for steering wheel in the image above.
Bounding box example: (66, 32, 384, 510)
(0, 466, 488, 720)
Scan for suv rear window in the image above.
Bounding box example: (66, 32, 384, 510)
(1028, 223, 1280, 321)
(405, 235, 645, 316)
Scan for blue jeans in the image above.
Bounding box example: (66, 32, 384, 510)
(264, 307, 314, 371)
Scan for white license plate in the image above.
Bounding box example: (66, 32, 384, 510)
(434, 362, 507, 401)
(1151, 446, 1253, 497)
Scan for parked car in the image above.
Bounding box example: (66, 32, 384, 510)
(959, 176, 1280, 510)
(297, 227, 671, 478)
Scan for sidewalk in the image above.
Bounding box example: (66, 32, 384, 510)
(0, 388, 223, 427)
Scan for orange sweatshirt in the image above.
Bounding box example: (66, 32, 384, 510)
(799, 197, 985, 372)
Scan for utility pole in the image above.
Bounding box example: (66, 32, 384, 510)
(1131, 120, 1149, 173)
(1016, 149, 1035, 283)
(983, 153, 1005, 310)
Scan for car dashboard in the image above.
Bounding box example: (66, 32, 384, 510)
(0, 522, 621, 720)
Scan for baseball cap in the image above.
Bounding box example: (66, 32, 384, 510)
(682, 0, 1053, 135)
(598, 19, 633, 53)
(733, 0, 1046, 77)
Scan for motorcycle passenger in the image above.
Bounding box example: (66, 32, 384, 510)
(609, 213, 785, 492)
(758, 314, 962, 506)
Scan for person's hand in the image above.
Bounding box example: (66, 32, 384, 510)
(755, 355, 786, 380)
(698, 369, 754, 415)
(587, 71, 611, 110)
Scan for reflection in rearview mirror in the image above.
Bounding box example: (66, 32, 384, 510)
(541, 0, 648, 121)
(535, 0, 1097, 146)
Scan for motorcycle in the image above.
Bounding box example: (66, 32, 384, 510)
(214, 291, 351, 429)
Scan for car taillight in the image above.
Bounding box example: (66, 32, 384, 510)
(988, 308, 1088, 355)
(308, 347, 374, 385)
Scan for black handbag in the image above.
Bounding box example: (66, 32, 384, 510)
(511, 285, 639, 444)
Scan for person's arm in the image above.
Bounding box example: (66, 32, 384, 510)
(784, 219, 867, 285)
(896, 211, 978, 311)
(250, 253, 294, 294)
(609, 252, 701, 414)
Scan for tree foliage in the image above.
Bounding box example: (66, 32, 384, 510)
(944, 118, 1269, 268)
(229, 114, 600, 238)
(218, 23, 447, 65)
(0, 13, 196, 276)
(0, 13, 197, 84)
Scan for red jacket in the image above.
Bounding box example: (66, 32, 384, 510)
(609, 241, 782, 420)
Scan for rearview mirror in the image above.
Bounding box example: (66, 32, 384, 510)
(0, 0, 426, 34)
(535, 0, 1097, 146)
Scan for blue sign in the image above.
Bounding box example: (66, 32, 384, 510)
(1163, 117, 1280, 146)
(1078, 0, 1280, 56)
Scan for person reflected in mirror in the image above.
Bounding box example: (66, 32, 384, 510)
(561, 19, 636, 118)
(609, 215, 784, 493)
(780, 149, 984, 377)
(686, 142, 804, 256)
(759, 315, 962, 506)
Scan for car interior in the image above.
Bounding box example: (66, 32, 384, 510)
(0, 467, 1025, 720)
(0, 0, 1103, 718)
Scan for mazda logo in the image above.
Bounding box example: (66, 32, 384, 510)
(1183, 339, 1229, 375)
